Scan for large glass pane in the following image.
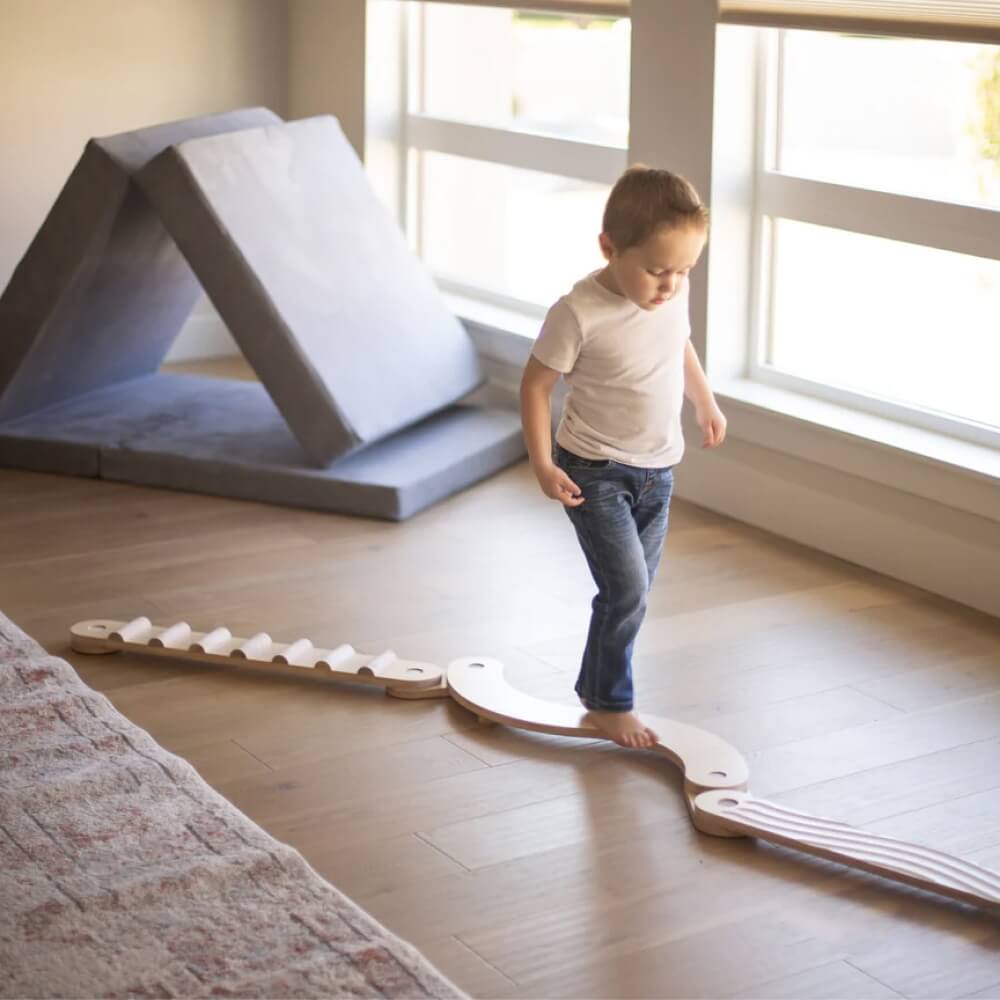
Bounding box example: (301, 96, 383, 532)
(769, 220, 1000, 430)
(779, 31, 1000, 210)
(420, 3, 629, 146)
(419, 151, 608, 306)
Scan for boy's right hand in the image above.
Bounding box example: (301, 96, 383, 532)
(533, 462, 584, 507)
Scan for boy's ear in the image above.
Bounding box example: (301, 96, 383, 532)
(598, 232, 615, 261)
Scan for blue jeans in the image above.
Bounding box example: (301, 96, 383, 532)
(555, 444, 674, 712)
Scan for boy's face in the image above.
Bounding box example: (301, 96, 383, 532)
(598, 223, 707, 311)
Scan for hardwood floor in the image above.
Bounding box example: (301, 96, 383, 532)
(2, 380, 999, 998)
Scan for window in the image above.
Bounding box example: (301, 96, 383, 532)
(392, 2, 630, 313)
(750, 29, 1000, 446)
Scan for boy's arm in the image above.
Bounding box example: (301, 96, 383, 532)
(519, 355, 584, 507)
(683, 340, 727, 449)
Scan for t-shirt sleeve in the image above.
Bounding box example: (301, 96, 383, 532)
(531, 299, 582, 374)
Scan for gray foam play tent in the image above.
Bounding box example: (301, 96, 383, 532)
(0, 109, 525, 519)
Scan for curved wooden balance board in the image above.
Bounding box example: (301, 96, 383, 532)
(70, 619, 448, 698)
(446, 657, 750, 809)
(68, 621, 1000, 914)
(694, 790, 1000, 913)
(447, 658, 1000, 914)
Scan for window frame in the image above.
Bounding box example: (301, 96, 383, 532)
(365, 0, 1000, 494)
(395, 1, 629, 306)
(747, 27, 1000, 450)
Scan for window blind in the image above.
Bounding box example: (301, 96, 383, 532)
(717, 2, 1000, 45)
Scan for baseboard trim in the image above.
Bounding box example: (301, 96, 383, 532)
(676, 423, 1000, 619)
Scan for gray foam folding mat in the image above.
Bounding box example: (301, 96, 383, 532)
(136, 116, 484, 466)
(0, 108, 281, 423)
(0, 109, 524, 520)
(0, 373, 524, 520)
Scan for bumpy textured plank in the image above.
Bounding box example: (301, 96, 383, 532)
(694, 790, 1000, 912)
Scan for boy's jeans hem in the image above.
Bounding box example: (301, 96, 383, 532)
(577, 695, 635, 712)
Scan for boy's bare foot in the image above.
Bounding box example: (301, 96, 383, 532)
(583, 709, 659, 749)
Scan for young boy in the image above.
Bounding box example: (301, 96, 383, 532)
(520, 165, 726, 750)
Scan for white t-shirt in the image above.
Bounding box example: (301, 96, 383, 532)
(531, 271, 690, 468)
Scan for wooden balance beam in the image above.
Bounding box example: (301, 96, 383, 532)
(70, 618, 447, 697)
(71, 618, 1000, 915)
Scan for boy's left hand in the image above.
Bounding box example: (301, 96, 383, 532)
(696, 401, 727, 448)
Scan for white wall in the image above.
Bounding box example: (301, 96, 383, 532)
(0, 0, 288, 361)
(288, 0, 366, 156)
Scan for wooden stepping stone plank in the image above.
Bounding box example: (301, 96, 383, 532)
(69, 618, 446, 696)
(70, 617, 1000, 915)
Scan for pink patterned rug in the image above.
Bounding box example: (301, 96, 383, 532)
(0, 612, 465, 999)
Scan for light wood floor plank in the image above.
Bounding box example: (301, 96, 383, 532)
(770, 737, 1000, 826)
(726, 960, 904, 999)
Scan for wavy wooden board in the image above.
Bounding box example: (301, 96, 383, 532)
(446, 656, 750, 802)
(694, 789, 1000, 913)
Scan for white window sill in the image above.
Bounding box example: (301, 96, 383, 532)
(714, 378, 999, 523)
(442, 289, 999, 524)
(443, 290, 538, 366)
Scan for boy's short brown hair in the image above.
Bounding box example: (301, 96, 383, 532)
(602, 165, 708, 251)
